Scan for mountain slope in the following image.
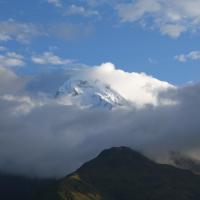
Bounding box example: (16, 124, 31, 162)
(53, 147, 200, 200)
(3, 147, 200, 200)
(55, 79, 129, 110)
(170, 151, 200, 174)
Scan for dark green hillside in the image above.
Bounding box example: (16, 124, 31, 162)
(54, 147, 200, 200)
(2, 147, 200, 200)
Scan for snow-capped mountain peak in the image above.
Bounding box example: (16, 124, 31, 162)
(55, 79, 129, 109)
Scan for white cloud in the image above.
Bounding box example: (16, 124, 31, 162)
(31, 52, 72, 65)
(62, 62, 174, 107)
(67, 4, 99, 17)
(175, 51, 200, 62)
(47, 0, 62, 7)
(116, 0, 200, 38)
(0, 52, 25, 68)
(160, 24, 186, 38)
(117, 0, 160, 22)
(0, 19, 42, 44)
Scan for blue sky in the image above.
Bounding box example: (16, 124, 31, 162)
(1, 0, 200, 85)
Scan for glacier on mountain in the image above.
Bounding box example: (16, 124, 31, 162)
(55, 79, 130, 110)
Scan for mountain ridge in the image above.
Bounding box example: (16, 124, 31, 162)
(52, 146, 200, 200)
(2, 147, 200, 200)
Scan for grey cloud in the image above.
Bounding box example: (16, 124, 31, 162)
(0, 19, 43, 44)
(0, 66, 200, 178)
(0, 67, 27, 94)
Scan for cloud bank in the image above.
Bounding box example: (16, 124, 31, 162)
(0, 62, 200, 178)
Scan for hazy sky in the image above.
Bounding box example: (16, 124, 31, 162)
(0, 0, 200, 84)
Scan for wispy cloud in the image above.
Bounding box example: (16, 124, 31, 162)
(31, 52, 72, 65)
(66, 4, 99, 17)
(47, 0, 62, 7)
(0, 19, 42, 44)
(116, 0, 200, 38)
(175, 51, 200, 62)
(0, 52, 25, 67)
(46, 0, 100, 18)
(148, 57, 158, 64)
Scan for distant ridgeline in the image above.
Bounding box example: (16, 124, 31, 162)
(2, 147, 200, 200)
